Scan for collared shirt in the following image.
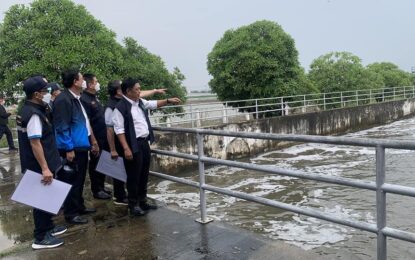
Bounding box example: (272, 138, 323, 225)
(68, 89, 92, 136)
(104, 107, 114, 127)
(112, 95, 157, 138)
(27, 114, 42, 139)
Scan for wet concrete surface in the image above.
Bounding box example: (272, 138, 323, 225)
(0, 149, 327, 259)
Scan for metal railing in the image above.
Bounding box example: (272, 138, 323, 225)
(150, 126, 415, 260)
(151, 86, 415, 128)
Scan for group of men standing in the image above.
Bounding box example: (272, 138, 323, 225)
(16, 70, 180, 249)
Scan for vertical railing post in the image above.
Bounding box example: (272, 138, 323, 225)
(412, 86, 414, 98)
(340, 92, 343, 108)
(222, 102, 228, 124)
(195, 133, 213, 224)
(382, 89, 385, 102)
(303, 95, 306, 113)
(280, 97, 284, 116)
(196, 110, 201, 127)
(403, 86, 406, 98)
(370, 89, 372, 103)
(190, 104, 194, 128)
(255, 99, 259, 119)
(356, 90, 359, 105)
(323, 93, 326, 110)
(393, 87, 396, 100)
(376, 146, 387, 260)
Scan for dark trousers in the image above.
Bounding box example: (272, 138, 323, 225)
(123, 139, 151, 207)
(113, 178, 126, 200)
(33, 208, 54, 241)
(58, 150, 88, 218)
(88, 152, 106, 194)
(0, 125, 15, 149)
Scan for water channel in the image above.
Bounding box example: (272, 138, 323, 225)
(148, 117, 415, 259)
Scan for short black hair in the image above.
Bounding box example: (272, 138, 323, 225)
(83, 73, 96, 86)
(62, 69, 81, 88)
(0, 94, 4, 99)
(108, 80, 121, 97)
(121, 78, 140, 95)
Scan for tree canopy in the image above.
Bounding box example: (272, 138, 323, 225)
(0, 0, 186, 104)
(207, 20, 316, 102)
(308, 51, 383, 93)
(366, 62, 412, 88)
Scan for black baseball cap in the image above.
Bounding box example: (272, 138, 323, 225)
(47, 82, 62, 93)
(23, 76, 48, 96)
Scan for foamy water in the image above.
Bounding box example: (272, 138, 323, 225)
(149, 117, 415, 259)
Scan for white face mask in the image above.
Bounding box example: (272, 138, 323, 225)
(95, 82, 101, 92)
(42, 93, 51, 104)
(81, 80, 87, 90)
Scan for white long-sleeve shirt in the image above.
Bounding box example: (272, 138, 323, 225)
(112, 95, 157, 138)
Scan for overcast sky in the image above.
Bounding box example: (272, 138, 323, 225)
(1, 0, 414, 91)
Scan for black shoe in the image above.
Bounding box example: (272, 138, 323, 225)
(9, 147, 18, 152)
(103, 188, 112, 195)
(129, 206, 146, 216)
(93, 191, 111, 200)
(79, 208, 96, 215)
(65, 215, 88, 224)
(140, 200, 158, 210)
(113, 198, 128, 206)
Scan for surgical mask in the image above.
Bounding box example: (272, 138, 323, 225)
(95, 82, 101, 92)
(42, 93, 51, 104)
(81, 80, 87, 90)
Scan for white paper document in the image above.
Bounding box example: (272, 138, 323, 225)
(95, 150, 127, 182)
(11, 170, 71, 215)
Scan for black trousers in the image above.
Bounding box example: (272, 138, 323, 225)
(123, 139, 151, 207)
(0, 125, 15, 149)
(33, 208, 54, 241)
(113, 178, 126, 200)
(88, 152, 106, 194)
(58, 150, 88, 218)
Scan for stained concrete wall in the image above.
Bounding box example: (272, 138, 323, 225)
(151, 99, 415, 174)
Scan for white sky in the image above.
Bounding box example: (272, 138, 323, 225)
(1, 0, 414, 91)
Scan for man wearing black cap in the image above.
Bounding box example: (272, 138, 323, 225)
(53, 69, 99, 225)
(0, 94, 17, 151)
(17, 76, 67, 249)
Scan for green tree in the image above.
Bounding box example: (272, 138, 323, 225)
(308, 52, 383, 93)
(366, 62, 412, 88)
(207, 20, 316, 102)
(120, 37, 187, 111)
(0, 0, 187, 108)
(0, 0, 124, 100)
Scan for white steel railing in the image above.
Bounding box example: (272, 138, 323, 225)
(151, 86, 415, 128)
(151, 127, 415, 260)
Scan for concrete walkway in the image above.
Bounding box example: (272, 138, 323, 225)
(0, 149, 327, 259)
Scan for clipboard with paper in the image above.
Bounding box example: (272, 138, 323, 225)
(11, 170, 71, 215)
(95, 150, 127, 182)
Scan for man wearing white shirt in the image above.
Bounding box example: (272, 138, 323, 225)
(53, 70, 99, 224)
(112, 78, 180, 216)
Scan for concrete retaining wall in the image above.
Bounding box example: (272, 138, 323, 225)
(151, 99, 415, 174)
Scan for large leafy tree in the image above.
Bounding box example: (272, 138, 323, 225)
(0, 0, 186, 106)
(308, 52, 383, 93)
(0, 0, 124, 99)
(207, 20, 316, 102)
(120, 37, 187, 109)
(366, 62, 412, 88)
